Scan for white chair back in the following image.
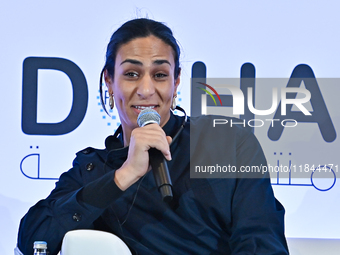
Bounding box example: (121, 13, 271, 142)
(60, 229, 132, 255)
(14, 246, 24, 255)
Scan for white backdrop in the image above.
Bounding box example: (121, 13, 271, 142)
(1, 0, 340, 254)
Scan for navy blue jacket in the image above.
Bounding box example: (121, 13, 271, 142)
(18, 113, 289, 255)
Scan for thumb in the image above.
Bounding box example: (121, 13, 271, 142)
(166, 136, 173, 145)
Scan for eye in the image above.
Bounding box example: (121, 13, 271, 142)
(154, 73, 168, 79)
(124, 71, 138, 78)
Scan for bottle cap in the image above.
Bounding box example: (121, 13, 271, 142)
(33, 241, 47, 249)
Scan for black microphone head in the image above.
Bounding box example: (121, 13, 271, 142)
(137, 108, 161, 127)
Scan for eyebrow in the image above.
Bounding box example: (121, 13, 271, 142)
(154, 59, 171, 66)
(120, 59, 171, 66)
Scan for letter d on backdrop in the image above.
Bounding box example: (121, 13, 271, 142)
(22, 57, 88, 135)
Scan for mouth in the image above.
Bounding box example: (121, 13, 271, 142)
(132, 105, 158, 111)
(132, 105, 159, 115)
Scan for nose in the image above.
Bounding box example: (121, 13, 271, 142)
(137, 75, 155, 99)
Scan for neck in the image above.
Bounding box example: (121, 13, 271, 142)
(122, 126, 133, 147)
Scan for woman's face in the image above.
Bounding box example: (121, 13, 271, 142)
(105, 35, 180, 136)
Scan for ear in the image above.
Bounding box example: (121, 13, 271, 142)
(104, 69, 113, 94)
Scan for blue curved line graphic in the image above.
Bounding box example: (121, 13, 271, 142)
(310, 165, 336, 191)
(20, 153, 58, 180)
(20, 153, 40, 179)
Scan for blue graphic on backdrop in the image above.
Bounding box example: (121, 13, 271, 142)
(271, 152, 337, 191)
(20, 146, 58, 180)
(22, 57, 88, 135)
(191, 62, 336, 142)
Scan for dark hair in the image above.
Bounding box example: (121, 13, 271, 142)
(99, 18, 181, 114)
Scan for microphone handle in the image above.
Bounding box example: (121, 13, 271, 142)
(149, 148, 173, 203)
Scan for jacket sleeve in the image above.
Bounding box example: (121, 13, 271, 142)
(17, 153, 124, 255)
(229, 130, 289, 254)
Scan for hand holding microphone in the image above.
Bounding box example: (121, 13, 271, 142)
(137, 108, 173, 203)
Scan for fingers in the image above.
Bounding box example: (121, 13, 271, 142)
(131, 124, 172, 160)
(114, 124, 172, 191)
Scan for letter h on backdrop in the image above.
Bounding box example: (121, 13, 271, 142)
(191, 61, 256, 133)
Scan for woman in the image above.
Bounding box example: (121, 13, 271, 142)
(17, 18, 289, 255)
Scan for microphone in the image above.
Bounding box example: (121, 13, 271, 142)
(137, 108, 173, 203)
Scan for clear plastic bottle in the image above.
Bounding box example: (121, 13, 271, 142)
(33, 241, 47, 255)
